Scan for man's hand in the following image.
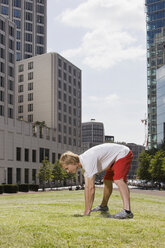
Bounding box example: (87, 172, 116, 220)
(84, 175, 96, 215)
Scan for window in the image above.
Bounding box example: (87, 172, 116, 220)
(2, 0, 9, 4)
(28, 114, 33, 122)
(25, 12, 32, 21)
(0, 48, 4, 59)
(0, 77, 4, 87)
(0, 33, 5, 45)
(0, 105, 4, 116)
(8, 94, 13, 104)
(9, 66, 14, 77)
(39, 148, 44, 163)
(7, 168, 12, 184)
(25, 22, 32, 31)
(32, 169, 36, 182)
(16, 31, 20, 39)
(18, 74, 24, 83)
(37, 46, 44, 54)
(14, 0, 21, 8)
(37, 15, 44, 24)
(25, 43, 32, 53)
(16, 168, 21, 184)
(14, 9, 21, 18)
(0, 20, 5, 31)
(37, 25, 44, 34)
(28, 72, 33, 80)
(37, 5, 44, 14)
(25, 33, 32, 42)
(24, 169, 29, 184)
(28, 93, 33, 101)
(0, 62, 4, 73)
(14, 19, 21, 29)
(9, 53, 14, 63)
(16, 147, 21, 161)
(28, 62, 33, 70)
(8, 108, 13, 118)
(32, 150, 36, 162)
(1, 6, 8, 15)
(18, 105, 23, 113)
(0, 91, 4, 102)
(8, 80, 13, 91)
(9, 39, 14, 50)
(18, 95, 23, 103)
(45, 149, 49, 160)
(25, 2, 33, 11)
(18, 85, 23, 92)
(28, 104, 33, 112)
(28, 82, 33, 90)
(25, 149, 29, 162)
(37, 35, 44, 44)
(18, 64, 24, 72)
(52, 153, 56, 164)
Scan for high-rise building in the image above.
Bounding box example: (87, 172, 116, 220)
(0, 0, 47, 61)
(16, 52, 82, 148)
(0, 14, 16, 122)
(82, 120, 104, 149)
(145, 0, 165, 148)
(156, 65, 165, 145)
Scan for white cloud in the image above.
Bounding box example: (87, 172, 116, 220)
(58, 0, 146, 69)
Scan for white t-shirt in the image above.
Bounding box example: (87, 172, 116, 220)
(79, 143, 130, 178)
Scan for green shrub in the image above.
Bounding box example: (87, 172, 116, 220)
(18, 184, 29, 192)
(29, 184, 39, 192)
(0, 185, 4, 194)
(3, 184, 18, 193)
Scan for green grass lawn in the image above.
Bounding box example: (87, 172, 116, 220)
(0, 189, 165, 248)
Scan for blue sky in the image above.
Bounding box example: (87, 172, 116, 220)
(47, 0, 147, 145)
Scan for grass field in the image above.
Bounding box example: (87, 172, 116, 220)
(0, 188, 165, 248)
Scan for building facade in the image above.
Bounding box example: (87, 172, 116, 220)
(126, 143, 145, 179)
(0, 0, 47, 61)
(82, 120, 104, 149)
(157, 65, 165, 145)
(16, 52, 82, 149)
(0, 14, 16, 123)
(145, 0, 165, 148)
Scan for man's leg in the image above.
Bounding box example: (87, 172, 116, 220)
(100, 180, 113, 207)
(91, 180, 112, 212)
(114, 179, 130, 210)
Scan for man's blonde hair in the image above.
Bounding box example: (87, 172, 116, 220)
(59, 151, 79, 167)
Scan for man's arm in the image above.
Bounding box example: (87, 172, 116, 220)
(84, 175, 96, 215)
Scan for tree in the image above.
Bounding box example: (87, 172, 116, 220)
(52, 160, 66, 186)
(137, 150, 152, 180)
(37, 158, 53, 191)
(149, 151, 165, 182)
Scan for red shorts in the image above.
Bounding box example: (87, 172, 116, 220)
(104, 150, 133, 182)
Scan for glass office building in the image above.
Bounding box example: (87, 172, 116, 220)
(0, 0, 47, 61)
(157, 65, 165, 145)
(145, 0, 165, 148)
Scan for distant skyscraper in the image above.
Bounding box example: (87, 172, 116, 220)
(0, 0, 47, 61)
(82, 120, 104, 149)
(145, 0, 165, 148)
(16, 52, 82, 148)
(0, 14, 16, 121)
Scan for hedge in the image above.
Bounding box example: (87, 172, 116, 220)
(0, 185, 3, 194)
(29, 184, 39, 192)
(3, 184, 18, 193)
(18, 184, 29, 192)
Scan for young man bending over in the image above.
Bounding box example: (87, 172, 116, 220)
(59, 143, 133, 219)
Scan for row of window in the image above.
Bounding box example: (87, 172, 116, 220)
(0, 63, 14, 77)
(16, 147, 58, 164)
(58, 101, 81, 112)
(18, 82, 33, 92)
(18, 104, 33, 113)
(58, 58, 81, 78)
(58, 135, 80, 146)
(58, 80, 81, 91)
(0, 77, 14, 90)
(18, 93, 33, 103)
(0, 48, 14, 63)
(18, 72, 33, 82)
(0, 105, 13, 118)
(7, 167, 37, 185)
(0, 91, 14, 104)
